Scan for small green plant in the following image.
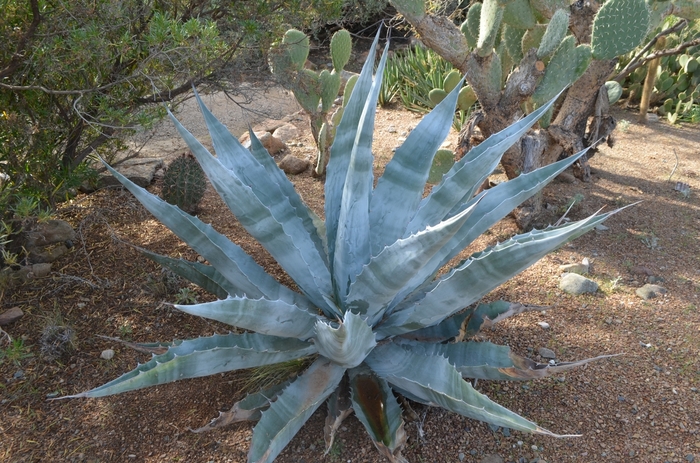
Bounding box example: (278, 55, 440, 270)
(66, 32, 625, 463)
(119, 323, 134, 340)
(12, 196, 40, 220)
(0, 338, 33, 366)
(40, 309, 76, 361)
(160, 154, 207, 214)
(174, 287, 198, 304)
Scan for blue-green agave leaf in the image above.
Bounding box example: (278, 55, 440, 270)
(193, 90, 328, 265)
(323, 375, 352, 453)
(314, 311, 376, 368)
(325, 30, 382, 278)
(192, 380, 291, 433)
(406, 97, 561, 235)
(463, 300, 549, 337)
(101, 162, 310, 309)
(349, 368, 407, 461)
(140, 248, 238, 299)
(63, 333, 316, 398)
(168, 112, 335, 315)
(365, 342, 578, 436)
(248, 358, 345, 463)
(380, 209, 620, 336)
(333, 42, 390, 302)
(174, 297, 322, 340)
(369, 77, 464, 255)
(388, 149, 589, 309)
(346, 199, 480, 326)
(397, 339, 618, 381)
(399, 310, 471, 343)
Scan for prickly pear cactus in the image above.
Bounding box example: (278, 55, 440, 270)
(161, 154, 207, 214)
(269, 28, 354, 177)
(591, 0, 650, 60)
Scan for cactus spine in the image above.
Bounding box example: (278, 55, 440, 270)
(591, 0, 650, 60)
(160, 154, 207, 214)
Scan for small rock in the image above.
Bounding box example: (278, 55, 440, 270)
(459, 452, 465, 461)
(480, 455, 504, 463)
(272, 123, 300, 143)
(686, 454, 695, 462)
(559, 273, 598, 295)
(278, 155, 310, 175)
(630, 266, 653, 276)
(0, 307, 24, 326)
(636, 284, 667, 300)
(555, 172, 576, 183)
(648, 275, 665, 284)
(31, 263, 52, 278)
(537, 321, 550, 329)
(559, 263, 589, 275)
(46, 392, 59, 399)
(387, 125, 397, 133)
(100, 349, 115, 360)
(594, 224, 609, 231)
(538, 347, 556, 359)
(256, 132, 287, 155)
(13, 370, 24, 379)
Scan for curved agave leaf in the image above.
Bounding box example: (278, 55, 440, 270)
(369, 77, 464, 255)
(168, 112, 335, 315)
(249, 358, 345, 463)
(174, 297, 322, 340)
(406, 96, 561, 235)
(366, 342, 578, 437)
(463, 300, 549, 338)
(333, 42, 390, 302)
(349, 368, 407, 462)
(102, 162, 310, 309)
(194, 91, 328, 266)
(379, 210, 619, 336)
(397, 339, 618, 381)
(387, 150, 592, 310)
(192, 380, 291, 433)
(325, 30, 382, 279)
(140, 248, 238, 299)
(63, 333, 316, 398)
(346, 199, 480, 326)
(398, 310, 471, 343)
(323, 375, 352, 454)
(314, 311, 376, 368)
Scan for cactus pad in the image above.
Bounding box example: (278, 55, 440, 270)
(591, 0, 650, 61)
(458, 85, 478, 111)
(293, 69, 322, 113)
(503, 25, 526, 63)
(503, 0, 538, 29)
(605, 81, 623, 104)
(331, 29, 352, 71)
(537, 9, 570, 59)
(429, 88, 448, 107)
(282, 29, 310, 70)
(522, 25, 546, 56)
(320, 70, 342, 112)
(161, 154, 207, 214)
(465, 3, 482, 49)
(443, 70, 462, 93)
(478, 0, 505, 56)
(532, 35, 576, 106)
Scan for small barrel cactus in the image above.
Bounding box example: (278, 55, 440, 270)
(160, 153, 207, 214)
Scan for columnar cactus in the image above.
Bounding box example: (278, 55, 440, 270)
(270, 28, 353, 177)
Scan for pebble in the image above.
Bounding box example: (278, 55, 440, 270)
(459, 452, 465, 461)
(100, 349, 115, 360)
(13, 370, 24, 379)
(686, 455, 695, 462)
(538, 347, 556, 359)
(595, 224, 609, 231)
(537, 321, 550, 329)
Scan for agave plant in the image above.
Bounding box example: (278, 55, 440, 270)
(66, 31, 623, 463)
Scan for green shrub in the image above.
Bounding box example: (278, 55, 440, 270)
(65, 31, 623, 463)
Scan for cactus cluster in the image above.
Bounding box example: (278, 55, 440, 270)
(620, 19, 700, 123)
(269, 28, 353, 176)
(160, 153, 207, 214)
(451, 0, 653, 120)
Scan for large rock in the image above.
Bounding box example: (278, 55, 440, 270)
(239, 131, 287, 155)
(24, 219, 75, 264)
(636, 284, 667, 300)
(278, 155, 309, 175)
(559, 273, 598, 295)
(272, 123, 301, 143)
